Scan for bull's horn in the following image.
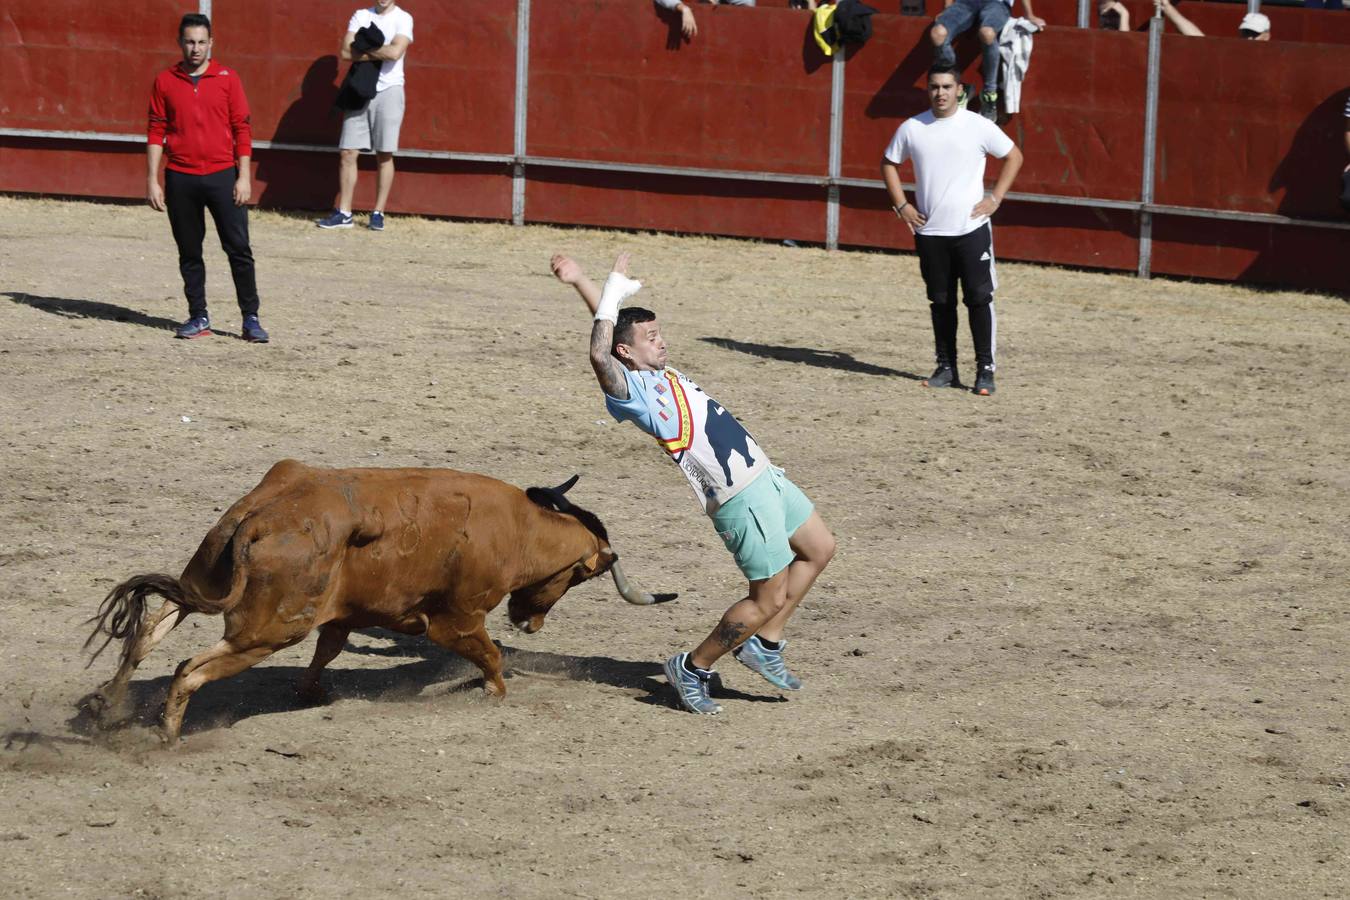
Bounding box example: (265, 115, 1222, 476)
(610, 560, 677, 606)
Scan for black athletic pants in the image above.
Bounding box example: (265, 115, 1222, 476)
(914, 222, 996, 371)
(164, 167, 259, 319)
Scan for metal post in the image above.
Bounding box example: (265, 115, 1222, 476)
(1077, 0, 1090, 29)
(200, 0, 212, 19)
(1248, 0, 1260, 15)
(511, 0, 531, 226)
(826, 49, 846, 251)
(1137, 14, 1163, 278)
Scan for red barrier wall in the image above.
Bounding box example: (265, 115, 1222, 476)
(527, 3, 831, 175)
(2, 0, 1347, 293)
(1, 0, 186, 132)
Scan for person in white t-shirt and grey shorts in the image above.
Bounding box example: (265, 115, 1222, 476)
(317, 1, 414, 232)
(881, 63, 1025, 397)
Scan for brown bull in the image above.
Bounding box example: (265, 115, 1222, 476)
(85, 460, 668, 742)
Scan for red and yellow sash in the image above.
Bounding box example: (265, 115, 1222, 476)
(656, 370, 694, 456)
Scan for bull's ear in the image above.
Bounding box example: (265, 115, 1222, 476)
(578, 548, 614, 576)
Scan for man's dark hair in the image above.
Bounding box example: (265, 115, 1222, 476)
(179, 13, 212, 37)
(927, 63, 960, 83)
(613, 306, 656, 354)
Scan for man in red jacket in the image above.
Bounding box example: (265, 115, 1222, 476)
(147, 13, 268, 342)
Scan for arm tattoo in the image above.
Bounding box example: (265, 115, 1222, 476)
(715, 620, 749, 651)
(590, 321, 629, 399)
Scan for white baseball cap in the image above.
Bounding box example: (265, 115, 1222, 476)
(1239, 12, 1270, 35)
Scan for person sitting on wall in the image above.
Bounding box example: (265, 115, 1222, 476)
(1099, 0, 1130, 31)
(1341, 91, 1350, 213)
(930, 0, 1047, 123)
(654, 0, 756, 42)
(1158, 0, 1271, 40)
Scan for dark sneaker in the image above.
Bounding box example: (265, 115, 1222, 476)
(734, 635, 802, 691)
(316, 209, 353, 229)
(662, 652, 722, 715)
(368, 211, 385, 231)
(922, 365, 959, 389)
(241, 315, 270, 343)
(174, 316, 212, 339)
(979, 90, 999, 122)
(974, 367, 996, 396)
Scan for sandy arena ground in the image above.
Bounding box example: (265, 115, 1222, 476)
(0, 195, 1346, 898)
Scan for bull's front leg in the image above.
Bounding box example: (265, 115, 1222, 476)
(426, 612, 506, 697)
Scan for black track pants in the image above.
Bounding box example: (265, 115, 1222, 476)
(164, 167, 259, 318)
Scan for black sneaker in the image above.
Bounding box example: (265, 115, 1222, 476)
(242, 315, 269, 343)
(922, 365, 959, 389)
(174, 316, 212, 339)
(974, 367, 996, 396)
(979, 90, 999, 122)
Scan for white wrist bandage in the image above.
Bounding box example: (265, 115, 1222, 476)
(594, 272, 643, 324)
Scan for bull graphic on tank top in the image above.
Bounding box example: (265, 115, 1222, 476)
(646, 367, 770, 513)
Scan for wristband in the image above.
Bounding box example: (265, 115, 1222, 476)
(594, 271, 643, 324)
(892, 201, 908, 216)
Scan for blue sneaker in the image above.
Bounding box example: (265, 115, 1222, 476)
(368, 211, 385, 231)
(174, 316, 212, 339)
(733, 635, 802, 691)
(662, 652, 722, 715)
(316, 209, 353, 229)
(241, 315, 270, 343)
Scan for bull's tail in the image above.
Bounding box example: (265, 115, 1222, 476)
(82, 573, 226, 670)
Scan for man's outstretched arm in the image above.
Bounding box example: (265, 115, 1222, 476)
(551, 253, 632, 400)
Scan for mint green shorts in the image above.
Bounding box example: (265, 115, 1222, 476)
(711, 467, 815, 581)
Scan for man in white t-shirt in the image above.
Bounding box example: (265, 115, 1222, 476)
(317, 1, 414, 232)
(550, 251, 836, 716)
(881, 63, 1025, 396)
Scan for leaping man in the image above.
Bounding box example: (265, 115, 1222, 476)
(552, 252, 836, 715)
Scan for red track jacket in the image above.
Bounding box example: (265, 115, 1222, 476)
(147, 60, 252, 176)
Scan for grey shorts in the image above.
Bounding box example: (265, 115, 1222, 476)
(339, 85, 405, 153)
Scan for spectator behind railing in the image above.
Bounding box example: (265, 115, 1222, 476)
(1099, 0, 1129, 31)
(1158, 0, 1271, 40)
(655, 0, 757, 42)
(930, 0, 1046, 123)
(1342, 92, 1350, 212)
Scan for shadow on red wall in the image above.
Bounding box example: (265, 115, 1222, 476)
(255, 55, 341, 209)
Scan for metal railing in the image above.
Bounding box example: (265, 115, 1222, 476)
(4, 0, 1348, 279)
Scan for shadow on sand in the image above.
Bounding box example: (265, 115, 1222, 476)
(4, 292, 243, 339)
(69, 630, 783, 739)
(701, 336, 922, 380)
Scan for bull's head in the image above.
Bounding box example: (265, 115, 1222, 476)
(518, 476, 675, 630)
(508, 544, 617, 633)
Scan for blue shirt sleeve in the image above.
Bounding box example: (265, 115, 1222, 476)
(604, 368, 654, 432)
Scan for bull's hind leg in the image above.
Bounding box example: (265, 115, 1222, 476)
(159, 640, 282, 743)
(94, 601, 191, 725)
(426, 614, 505, 697)
(296, 624, 350, 703)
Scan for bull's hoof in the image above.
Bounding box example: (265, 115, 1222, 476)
(483, 679, 507, 698)
(80, 691, 131, 730)
(155, 725, 182, 747)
